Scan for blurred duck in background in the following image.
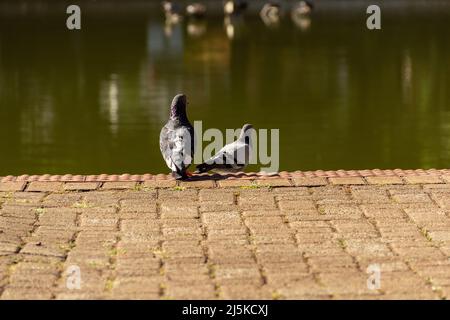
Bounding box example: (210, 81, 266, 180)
(162, 1, 183, 23)
(162, 1, 207, 36)
(224, 0, 248, 15)
(162, 1, 182, 37)
(162, 1, 206, 21)
(186, 3, 207, 19)
(291, 0, 313, 31)
(292, 0, 314, 16)
(260, 1, 282, 26)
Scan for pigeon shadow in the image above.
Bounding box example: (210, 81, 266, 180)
(183, 172, 263, 181)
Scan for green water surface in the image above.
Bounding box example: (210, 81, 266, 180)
(0, 1, 449, 175)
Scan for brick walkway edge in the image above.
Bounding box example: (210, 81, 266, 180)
(0, 169, 450, 299)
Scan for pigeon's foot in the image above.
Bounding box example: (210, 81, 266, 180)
(186, 171, 193, 177)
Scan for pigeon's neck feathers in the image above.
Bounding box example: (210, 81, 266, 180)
(238, 130, 246, 142)
(170, 103, 189, 124)
(238, 129, 250, 143)
(169, 94, 189, 123)
(238, 126, 252, 143)
(170, 106, 188, 122)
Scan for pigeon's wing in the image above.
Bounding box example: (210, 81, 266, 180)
(160, 124, 194, 175)
(199, 140, 249, 172)
(160, 125, 175, 171)
(187, 124, 195, 159)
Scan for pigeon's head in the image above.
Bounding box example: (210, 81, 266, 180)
(170, 94, 188, 120)
(239, 123, 254, 143)
(241, 124, 253, 132)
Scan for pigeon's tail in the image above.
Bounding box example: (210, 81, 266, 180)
(195, 162, 216, 174)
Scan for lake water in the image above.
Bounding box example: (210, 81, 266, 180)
(0, 0, 449, 175)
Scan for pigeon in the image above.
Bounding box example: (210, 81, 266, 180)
(292, 0, 314, 16)
(160, 94, 195, 180)
(196, 124, 253, 173)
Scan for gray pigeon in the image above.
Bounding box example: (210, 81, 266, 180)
(196, 124, 253, 173)
(160, 94, 195, 180)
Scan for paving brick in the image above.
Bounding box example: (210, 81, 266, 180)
(351, 189, 391, 203)
(329, 177, 366, 185)
(274, 278, 330, 298)
(158, 189, 198, 201)
(241, 210, 282, 217)
(404, 176, 444, 184)
(179, 180, 215, 188)
(42, 193, 82, 207)
(64, 182, 100, 191)
(165, 284, 216, 299)
(256, 178, 292, 187)
(220, 284, 272, 299)
(293, 177, 328, 187)
(20, 242, 66, 258)
(142, 180, 177, 188)
(365, 176, 404, 185)
(278, 200, 316, 210)
(27, 182, 63, 192)
(102, 182, 137, 190)
(218, 179, 255, 187)
(1, 288, 53, 300)
(392, 193, 432, 204)
(199, 189, 235, 202)
(0, 182, 26, 192)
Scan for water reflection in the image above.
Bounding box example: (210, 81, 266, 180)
(100, 74, 120, 134)
(291, 13, 311, 31)
(187, 20, 207, 38)
(223, 15, 243, 40)
(0, 1, 449, 175)
(401, 51, 413, 105)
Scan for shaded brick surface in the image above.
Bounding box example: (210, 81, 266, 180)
(0, 171, 449, 300)
(0, 182, 26, 192)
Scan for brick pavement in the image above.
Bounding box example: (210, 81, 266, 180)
(0, 170, 449, 299)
